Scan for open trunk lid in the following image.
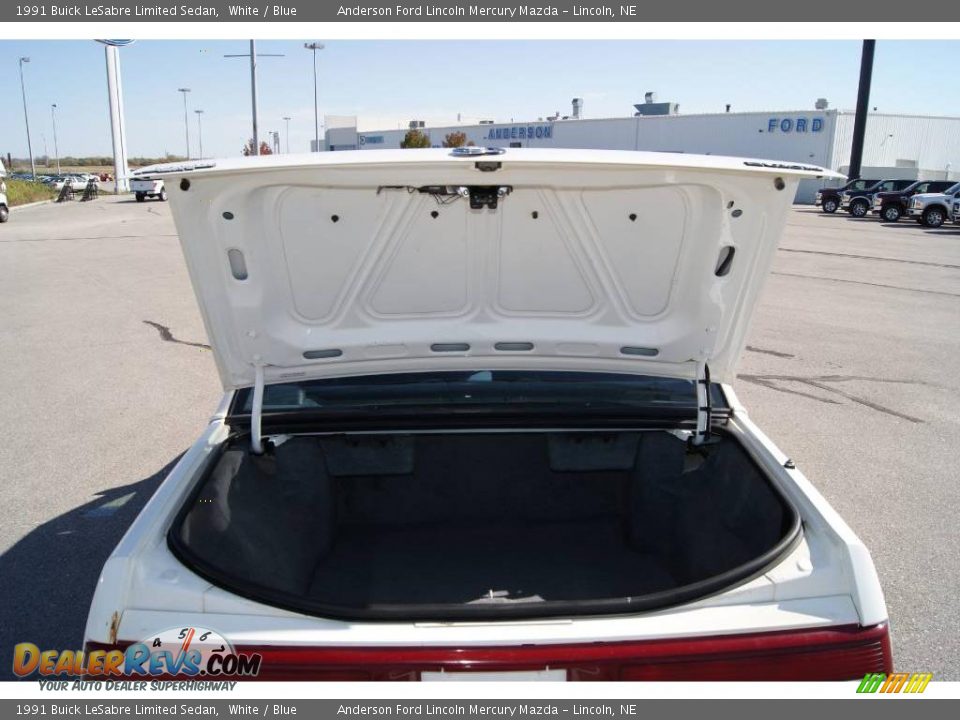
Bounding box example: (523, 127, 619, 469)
(152, 149, 837, 390)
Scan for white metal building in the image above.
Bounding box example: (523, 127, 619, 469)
(321, 103, 960, 203)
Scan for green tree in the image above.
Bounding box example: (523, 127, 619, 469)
(400, 129, 432, 149)
(442, 131, 468, 148)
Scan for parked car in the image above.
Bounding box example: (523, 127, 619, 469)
(815, 178, 879, 213)
(907, 182, 960, 228)
(66, 175, 94, 191)
(953, 198, 960, 225)
(871, 180, 956, 222)
(841, 179, 916, 217)
(130, 172, 167, 202)
(0, 159, 9, 223)
(84, 150, 892, 681)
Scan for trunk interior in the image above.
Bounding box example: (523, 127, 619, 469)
(172, 430, 799, 620)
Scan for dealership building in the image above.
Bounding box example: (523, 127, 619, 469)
(321, 98, 960, 203)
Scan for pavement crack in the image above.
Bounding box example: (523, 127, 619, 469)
(779, 247, 960, 270)
(737, 373, 925, 423)
(772, 271, 960, 298)
(746, 345, 795, 358)
(142, 320, 211, 350)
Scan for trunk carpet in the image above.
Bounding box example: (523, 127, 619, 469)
(306, 518, 677, 606)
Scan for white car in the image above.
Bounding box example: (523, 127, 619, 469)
(66, 174, 93, 191)
(907, 181, 960, 228)
(84, 149, 892, 681)
(130, 172, 167, 202)
(0, 159, 9, 223)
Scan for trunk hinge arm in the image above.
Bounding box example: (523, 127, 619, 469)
(251, 363, 265, 454)
(693, 360, 713, 446)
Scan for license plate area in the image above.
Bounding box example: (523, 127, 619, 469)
(421, 669, 567, 682)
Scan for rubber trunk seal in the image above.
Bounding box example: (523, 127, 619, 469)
(166, 427, 802, 623)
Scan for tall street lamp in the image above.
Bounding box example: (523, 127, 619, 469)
(50, 104, 61, 175)
(177, 88, 191, 158)
(194, 109, 204, 159)
(282, 116, 291, 153)
(18, 57, 36, 179)
(304, 42, 324, 152)
(97, 40, 134, 193)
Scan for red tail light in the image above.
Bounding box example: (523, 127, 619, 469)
(86, 623, 892, 681)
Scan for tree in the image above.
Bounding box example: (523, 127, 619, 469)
(442, 131, 468, 148)
(242, 139, 274, 156)
(400, 129, 432, 149)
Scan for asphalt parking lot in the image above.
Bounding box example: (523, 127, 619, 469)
(0, 196, 958, 680)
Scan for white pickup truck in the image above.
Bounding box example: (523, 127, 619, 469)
(130, 171, 167, 202)
(906, 181, 960, 228)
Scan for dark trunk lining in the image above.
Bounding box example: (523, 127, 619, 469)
(173, 430, 797, 619)
(307, 518, 676, 606)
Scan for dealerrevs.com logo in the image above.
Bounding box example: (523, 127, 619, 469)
(13, 627, 261, 680)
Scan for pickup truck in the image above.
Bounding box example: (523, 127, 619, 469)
(906, 182, 960, 228)
(871, 180, 956, 222)
(130, 173, 167, 202)
(841, 179, 916, 217)
(815, 178, 879, 213)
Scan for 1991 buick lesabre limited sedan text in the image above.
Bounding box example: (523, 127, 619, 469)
(83, 148, 893, 680)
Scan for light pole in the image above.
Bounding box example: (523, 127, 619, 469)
(225, 41, 283, 157)
(177, 88, 191, 158)
(97, 40, 133, 193)
(51, 104, 61, 175)
(282, 116, 291, 153)
(194, 109, 204, 159)
(304, 42, 324, 152)
(18, 57, 36, 179)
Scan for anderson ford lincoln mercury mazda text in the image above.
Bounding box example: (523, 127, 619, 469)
(83, 149, 892, 680)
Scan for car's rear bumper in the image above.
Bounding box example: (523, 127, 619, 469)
(85, 623, 892, 681)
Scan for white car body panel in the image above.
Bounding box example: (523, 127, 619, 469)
(147, 149, 838, 389)
(84, 150, 885, 661)
(85, 393, 887, 647)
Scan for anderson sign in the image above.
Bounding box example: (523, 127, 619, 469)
(485, 124, 554, 141)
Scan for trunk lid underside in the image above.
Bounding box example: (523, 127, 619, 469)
(158, 149, 838, 389)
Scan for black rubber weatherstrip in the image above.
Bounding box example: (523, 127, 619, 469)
(166, 428, 801, 623)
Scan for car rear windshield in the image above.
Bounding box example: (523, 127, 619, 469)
(231, 371, 725, 417)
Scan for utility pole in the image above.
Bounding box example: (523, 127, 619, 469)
(18, 57, 36, 179)
(283, 116, 291, 153)
(225, 41, 283, 156)
(194, 110, 204, 158)
(304, 42, 324, 152)
(51, 104, 61, 175)
(847, 40, 876, 180)
(177, 88, 191, 158)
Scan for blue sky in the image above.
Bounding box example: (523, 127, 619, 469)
(1, 39, 958, 160)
